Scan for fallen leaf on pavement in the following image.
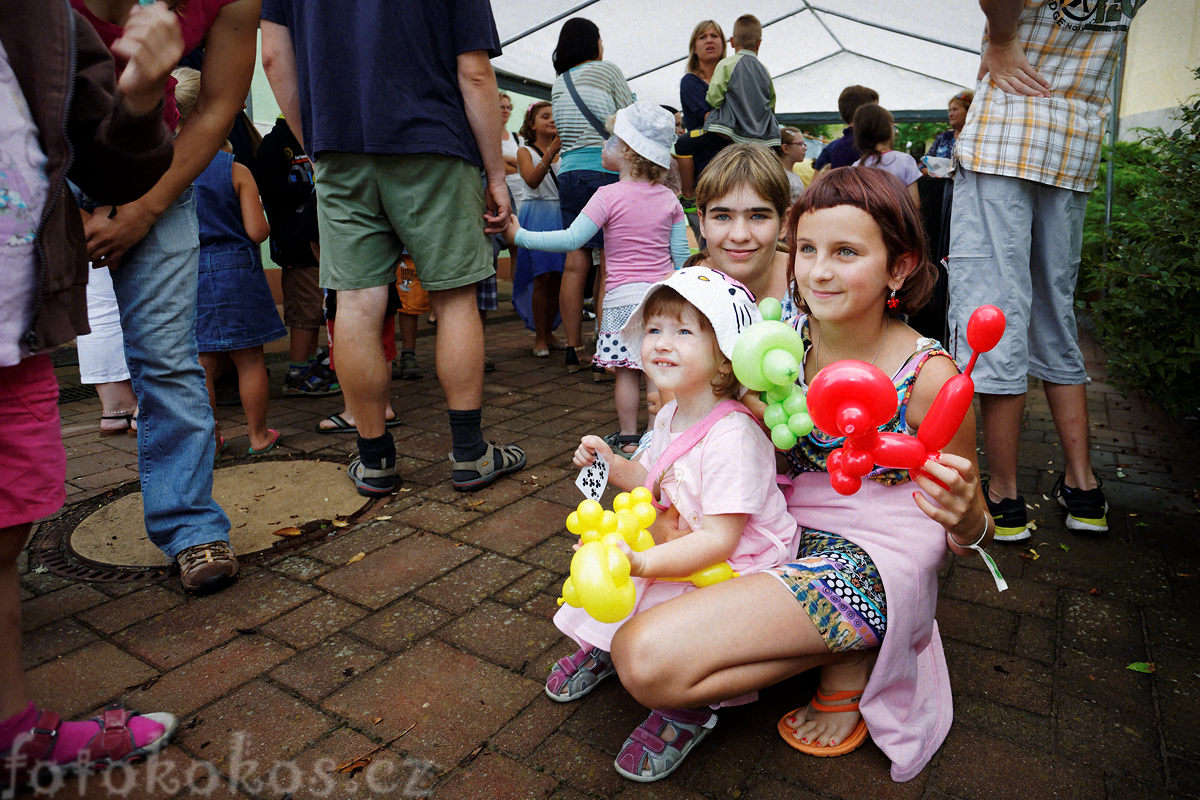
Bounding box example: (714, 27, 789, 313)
(1126, 662, 1156, 674)
(373, 515, 392, 521)
(272, 526, 302, 537)
(346, 552, 365, 565)
(330, 517, 349, 528)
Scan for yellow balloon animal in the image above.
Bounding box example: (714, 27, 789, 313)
(558, 488, 738, 623)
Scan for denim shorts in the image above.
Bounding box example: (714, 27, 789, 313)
(196, 247, 287, 351)
(558, 169, 619, 250)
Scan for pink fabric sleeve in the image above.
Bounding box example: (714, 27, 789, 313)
(697, 415, 776, 517)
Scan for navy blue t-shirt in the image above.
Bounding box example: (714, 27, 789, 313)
(814, 127, 860, 170)
(260, 0, 501, 164)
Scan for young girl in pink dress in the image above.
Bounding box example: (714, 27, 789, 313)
(509, 102, 690, 457)
(555, 266, 799, 783)
(610, 167, 994, 784)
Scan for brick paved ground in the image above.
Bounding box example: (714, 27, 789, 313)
(18, 314, 1200, 799)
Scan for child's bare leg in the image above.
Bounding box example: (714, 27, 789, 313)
(0, 524, 31, 719)
(532, 272, 562, 351)
(781, 651, 876, 747)
(677, 155, 696, 199)
(230, 346, 271, 449)
(614, 367, 642, 451)
(397, 312, 418, 352)
(644, 375, 658, 431)
(198, 351, 222, 445)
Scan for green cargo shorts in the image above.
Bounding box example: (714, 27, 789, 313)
(313, 152, 494, 291)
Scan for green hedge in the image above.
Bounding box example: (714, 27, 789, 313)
(1079, 68, 1200, 420)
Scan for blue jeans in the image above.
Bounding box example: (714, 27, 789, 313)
(109, 188, 231, 558)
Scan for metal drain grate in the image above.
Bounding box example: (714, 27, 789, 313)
(28, 455, 389, 583)
(58, 384, 98, 404)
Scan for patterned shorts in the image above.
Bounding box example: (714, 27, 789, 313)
(767, 528, 887, 653)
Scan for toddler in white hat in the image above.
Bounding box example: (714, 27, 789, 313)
(509, 101, 691, 458)
(557, 266, 799, 781)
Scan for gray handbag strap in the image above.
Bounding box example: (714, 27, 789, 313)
(562, 69, 609, 139)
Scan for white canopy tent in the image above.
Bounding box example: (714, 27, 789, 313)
(491, 0, 987, 123)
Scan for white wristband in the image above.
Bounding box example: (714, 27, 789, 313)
(950, 516, 1008, 592)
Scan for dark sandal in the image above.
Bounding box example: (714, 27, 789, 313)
(544, 647, 615, 702)
(314, 413, 403, 434)
(1, 704, 177, 788)
(614, 708, 717, 782)
(603, 431, 642, 459)
(98, 410, 135, 436)
(448, 442, 526, 491)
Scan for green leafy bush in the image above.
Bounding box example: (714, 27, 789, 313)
(1081, 67, 1200, 418)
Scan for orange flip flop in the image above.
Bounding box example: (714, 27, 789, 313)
(777, 688, 868, 757)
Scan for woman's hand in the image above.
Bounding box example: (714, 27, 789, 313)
(574, 435, 613, 469)
(911, 452, 990, 551)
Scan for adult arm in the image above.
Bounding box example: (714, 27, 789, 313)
(906, 354, 993, 554)
(260, 19, 304, 149)
(608, 61, 637, 110)
(67, 3, 178, 204)
(231, 161, 270, 244)
(457, 49, 509, 233)
(679, 74, 711, 128)
(84, 0, 261, 264)
(978, 0, 1051, 97)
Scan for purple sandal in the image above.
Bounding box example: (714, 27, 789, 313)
(614, 708, 717, 782)
(544, 646, 615, 703)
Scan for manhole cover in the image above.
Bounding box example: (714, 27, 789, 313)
(30, 457, 387, 582)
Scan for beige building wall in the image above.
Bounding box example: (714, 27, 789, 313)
(1118, 0, 1200, 138)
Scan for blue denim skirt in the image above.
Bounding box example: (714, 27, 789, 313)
(196, 246, 286, 351)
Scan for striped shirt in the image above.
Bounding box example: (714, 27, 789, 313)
(956, 0, 1139, 193)
(551, 60, 635, 173)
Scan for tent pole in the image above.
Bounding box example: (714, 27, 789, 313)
(1103, 39, 1127, 263)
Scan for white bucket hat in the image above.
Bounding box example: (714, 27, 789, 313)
(621, 267, 763, 364)
(612, 101, 676, 168)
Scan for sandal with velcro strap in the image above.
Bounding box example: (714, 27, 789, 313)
(449, 441, 526, 492)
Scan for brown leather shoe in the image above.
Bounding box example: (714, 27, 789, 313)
(176, 541, 239, 594)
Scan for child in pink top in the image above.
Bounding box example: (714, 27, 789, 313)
(510, 102, 689, 457)
(552, 267, 798, 783)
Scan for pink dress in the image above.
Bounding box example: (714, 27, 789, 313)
(785, 322, 955, 782)
(554, 400, 798, 652)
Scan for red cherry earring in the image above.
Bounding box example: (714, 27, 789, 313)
(886, 289, 900, 310)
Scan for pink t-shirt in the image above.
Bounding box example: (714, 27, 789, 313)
(71, 0, 237, 130)
(554, 401, 797, 653)
(581, 181, 684, 290)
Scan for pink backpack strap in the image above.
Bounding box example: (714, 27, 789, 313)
(642, 400, 759, 510)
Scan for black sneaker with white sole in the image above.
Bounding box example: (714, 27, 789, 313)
(1052, 473, 1109, 534)
(982, 479, 1031, 543)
